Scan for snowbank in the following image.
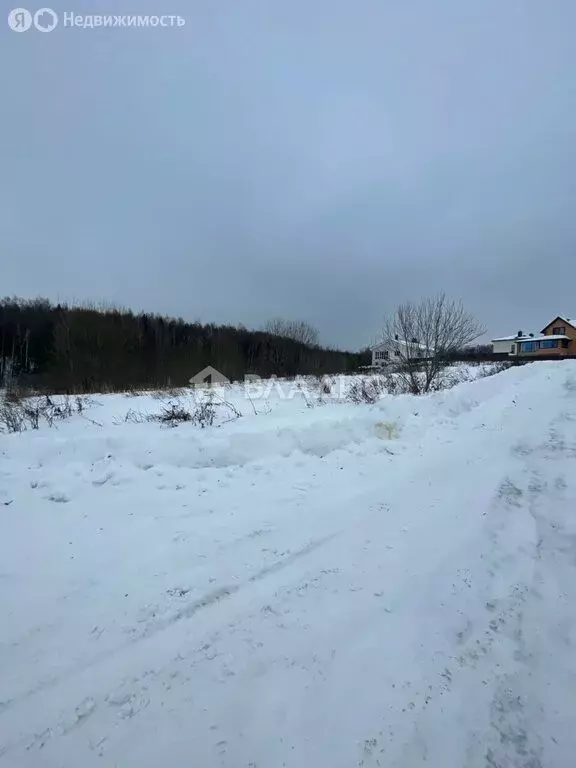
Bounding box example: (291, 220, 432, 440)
(1, 361, 576, 767)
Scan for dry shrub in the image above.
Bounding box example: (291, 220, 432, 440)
(347, 376, 390, 404)
(0, 393, 83, 433)
(118, 392, 241, 429)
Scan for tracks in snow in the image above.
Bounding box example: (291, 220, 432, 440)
(2, 366, 576, 767)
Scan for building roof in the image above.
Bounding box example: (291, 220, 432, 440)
(371, 338, 430, 351)
(540, 316, 576, 333)
(518, 334, 570, 343)
(491, 334, 532, 342)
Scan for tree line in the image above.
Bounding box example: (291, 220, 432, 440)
(0, 298, 369, 393)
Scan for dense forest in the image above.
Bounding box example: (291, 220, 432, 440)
(0, 298, 369, 393)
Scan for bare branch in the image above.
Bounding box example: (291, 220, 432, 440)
(263, 318, 319, 347)
(382, 293, 486, 393)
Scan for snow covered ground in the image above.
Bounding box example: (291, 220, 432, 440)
(2, 362, 576, 767)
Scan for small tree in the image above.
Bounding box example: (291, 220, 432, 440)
(382, 294, 486, 394)
(263, 318, 319, 347)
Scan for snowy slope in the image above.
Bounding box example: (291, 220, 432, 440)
(2, 363, 576, 767)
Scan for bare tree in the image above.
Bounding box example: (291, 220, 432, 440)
(263, 318, 319, 347)
(382, 294, 486, 394)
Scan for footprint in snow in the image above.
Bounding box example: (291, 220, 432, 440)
(46, 492, 70, 504)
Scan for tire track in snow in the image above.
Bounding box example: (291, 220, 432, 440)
(389, 378, 576, 766)
(464, 398, 576, 767)
(139, 532, 337, 638)
(3, 364, 576, 767)
(0, 533, 338, 759)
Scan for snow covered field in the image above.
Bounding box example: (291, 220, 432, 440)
(2, 362, 576, 767)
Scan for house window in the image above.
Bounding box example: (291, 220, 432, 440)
(520, 341, 537, 353)
(394, 350, 401, 357)
(510, 344, 515, 353)
(552, 326, 565, 335)
(539, 339, 558, 349)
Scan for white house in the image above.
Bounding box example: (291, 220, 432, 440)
(491, 331, 533, 356)
(371, 336, 431, 367)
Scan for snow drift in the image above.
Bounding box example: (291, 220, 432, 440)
(1, 362, 576, 767)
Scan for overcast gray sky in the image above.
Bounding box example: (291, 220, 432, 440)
(2, 0, 575, 349)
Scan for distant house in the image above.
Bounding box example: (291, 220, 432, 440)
(371, 336, 431, 367)
(491, 331, 533, 356)
(516, 316, 576, 357)
(492, 316, 576, 357)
